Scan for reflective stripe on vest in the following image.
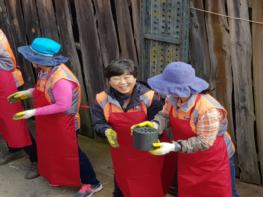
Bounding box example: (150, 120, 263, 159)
(36, 64, 81, 130)
(0, 29, 24, 87)
(96, 90, 154, 122)
(166, 94, 235, 156)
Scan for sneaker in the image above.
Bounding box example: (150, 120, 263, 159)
(24, 162, 39, 179)
(74, 183, 103, 197)
(49, 184, 60, 187)
(0, 150, 25, 165)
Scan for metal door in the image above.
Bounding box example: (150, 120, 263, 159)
(140, 0, 190, 80)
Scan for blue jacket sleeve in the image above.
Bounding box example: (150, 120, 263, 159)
(147, 94, 164, 120)
(91, 100, 111, 137)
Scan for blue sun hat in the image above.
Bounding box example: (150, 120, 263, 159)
(17, 37, 69, 66)
(147, 61, 209, 97)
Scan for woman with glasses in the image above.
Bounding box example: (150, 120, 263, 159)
(92, 59, 164, 197)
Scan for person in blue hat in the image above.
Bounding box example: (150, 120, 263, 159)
(132, 62, 239, 197)
(8, 37, 102, 197)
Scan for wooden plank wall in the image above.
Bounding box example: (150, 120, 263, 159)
(252, 0, 263, 185)
(0, 0, 140, 137)
(1, 0, 263, 185)
(190, 0, 263, 184)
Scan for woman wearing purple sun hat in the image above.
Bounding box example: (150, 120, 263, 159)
(132, 61, 239, 197)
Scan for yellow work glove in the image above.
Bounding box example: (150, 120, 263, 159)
(130, 121, 158, 135)
(149, 142, 181, 156)
(13, 109, 36, 120)
(105, 128, 119, 148)
(8, 89, 33, 103)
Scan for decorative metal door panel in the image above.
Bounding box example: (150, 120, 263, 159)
(140, 0, 190, 79)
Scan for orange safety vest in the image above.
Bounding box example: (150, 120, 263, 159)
(96, 89, 166, 197)
(0, 29, 24, 87)
(164, 94, 235, 156)
(36, 64, 81, 130)
(96, 90, 155, 121)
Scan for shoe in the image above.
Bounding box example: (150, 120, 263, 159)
(0, 150, 25, 165)
(49, 184, 60, 187)
(24, 162, 39, 179)
(74, 183, 103, 197)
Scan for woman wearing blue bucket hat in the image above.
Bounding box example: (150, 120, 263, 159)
(132, 62, 239, 197)
(8, 37, 102, 197)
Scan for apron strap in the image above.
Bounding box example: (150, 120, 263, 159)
(189, 94, 202, 116)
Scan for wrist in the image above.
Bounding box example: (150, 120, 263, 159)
(152, 120, 159, 129)
(28, 109, 36, 118)
(27, 88, 34, 94)
(105, 128, 111, 136)
(173, 141, 182, 152)
(30, 109, 36, 113)
(23, 88, 33, 96)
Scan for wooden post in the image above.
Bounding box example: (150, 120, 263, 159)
(227, 0, 260, 184)
(93, 0, 119, 67)
(3, 0, 35, 88)
(54, 0, 93, 136)
(114, 0, 138, 64)
(74, 0, 105, 106)
(204, 0, 234, 141)
(252, 0, 263, 183)
(189, 0, 212, 82)
(35, 0, 59, 40)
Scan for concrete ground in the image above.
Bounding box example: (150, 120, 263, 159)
(0, 135, 263, 197)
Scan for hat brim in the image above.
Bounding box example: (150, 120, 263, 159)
(18, 46, 69, 66)
(147, 74, 209, 97)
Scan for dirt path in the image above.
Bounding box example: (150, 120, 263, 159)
(0, 136, 263, 197)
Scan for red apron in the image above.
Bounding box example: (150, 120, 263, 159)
(108, 104, 164, 197)
(160, 133, 177, 194)
(0, 70, 31, 147)
(33, 88, 80, 186)
(170, 96, 232, 197)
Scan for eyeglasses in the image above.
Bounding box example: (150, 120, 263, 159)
(110, 75, 134, 83)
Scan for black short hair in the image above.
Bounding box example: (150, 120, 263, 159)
(104, 59, 137, 79)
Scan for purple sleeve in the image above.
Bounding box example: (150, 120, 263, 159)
(35, 79, 76, 116)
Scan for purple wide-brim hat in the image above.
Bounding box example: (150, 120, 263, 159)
(147, 61, 209, 97)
